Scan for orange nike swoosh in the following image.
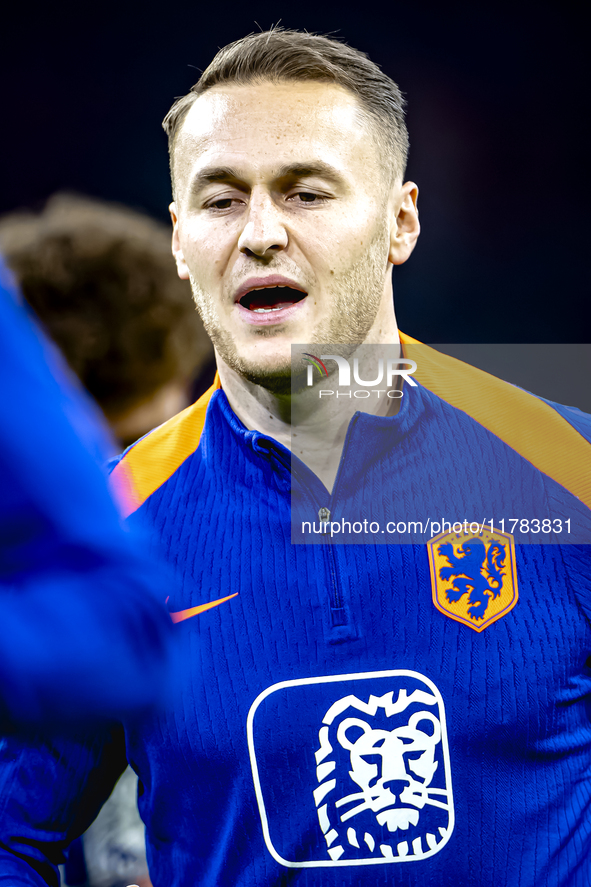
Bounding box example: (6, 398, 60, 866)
(168, 593, 238, 624)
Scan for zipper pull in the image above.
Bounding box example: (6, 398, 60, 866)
(319, 507, 331, 536)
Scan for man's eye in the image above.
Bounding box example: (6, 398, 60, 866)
(290, 192, 324, 203)
(208, 198, 237, 210)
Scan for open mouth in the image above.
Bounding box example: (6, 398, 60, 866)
(238, 286, 307, 313)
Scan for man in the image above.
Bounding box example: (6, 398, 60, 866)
(1, 29, 591, 887)
(0, 193, 213, 449)
(0, 194, 215, 887)
(0, 259, 174, 727)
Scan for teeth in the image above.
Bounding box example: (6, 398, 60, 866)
(253, 306, 283, 312)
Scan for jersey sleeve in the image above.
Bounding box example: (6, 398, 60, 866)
(0, 726, 126, 886)
(540, 396, 591, 626)
(0, 260, 174, 727)
(537, 395, 591, 446)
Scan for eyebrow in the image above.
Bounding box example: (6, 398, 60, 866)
(189, 161, 345, 192)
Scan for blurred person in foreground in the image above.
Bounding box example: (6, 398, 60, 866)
(0, 193, 213, 449)
(0, 29, 591, 887)
(0, 194, 213, 887)
(0, 257, 174, 727)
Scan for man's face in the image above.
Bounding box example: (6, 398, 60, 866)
(170, 80, 416, 390)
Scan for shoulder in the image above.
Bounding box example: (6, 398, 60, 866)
(536, 398, 591, 445)
(108, 378, 221, 518)
(400, 334, 591, 510)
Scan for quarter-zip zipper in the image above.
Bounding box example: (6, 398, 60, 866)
(322, 510, 345, 623)
(261, 414, 360, 627)
(319, 414, 360, 623)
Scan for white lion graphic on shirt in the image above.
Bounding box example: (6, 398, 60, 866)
(313, 688, 452, 861)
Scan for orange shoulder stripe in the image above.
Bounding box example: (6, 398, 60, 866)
(109, 375, 221, 518)
(399, 332, 591, 510)
(110, 339, 591, 518)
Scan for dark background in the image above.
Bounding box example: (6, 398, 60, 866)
(3, 2, 590, 402)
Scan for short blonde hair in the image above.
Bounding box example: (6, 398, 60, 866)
(163, 29, 409, 193)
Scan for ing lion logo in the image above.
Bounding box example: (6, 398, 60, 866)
(313, 688, 453, 862)
(427, 525, 519, 632)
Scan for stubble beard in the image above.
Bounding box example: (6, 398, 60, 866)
(188, 224, 391, 395)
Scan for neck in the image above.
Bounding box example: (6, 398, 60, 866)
(216, 314, 401, 493)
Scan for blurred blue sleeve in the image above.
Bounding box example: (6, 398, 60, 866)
(0, 725, 126, 886)
(0, 258, 174, 727)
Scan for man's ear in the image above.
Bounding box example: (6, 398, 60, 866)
(388, 182, 420, 266)
(170, 202, 190, 280)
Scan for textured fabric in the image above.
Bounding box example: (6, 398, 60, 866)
(0, 259, 174, 726)
(1, 348, 591, 886)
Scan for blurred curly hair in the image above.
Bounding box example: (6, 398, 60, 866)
(0, 193, 213, 421)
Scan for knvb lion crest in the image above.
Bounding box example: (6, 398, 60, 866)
(427, 525, 518, 632)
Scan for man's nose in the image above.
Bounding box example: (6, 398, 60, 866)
(238, 191, 288, 257)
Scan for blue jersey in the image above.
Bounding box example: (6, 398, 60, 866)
(0, 335, 590, 886)
(0, 258, 174, 726)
